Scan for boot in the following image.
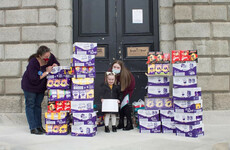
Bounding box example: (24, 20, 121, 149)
(30, 128, 43, 135)
(105, 126, 110, 133)
(117, 119, 124, 129)
(37, 127, 46, 133)
(112, 126, 117, 132)
(123, 119, 133, 131)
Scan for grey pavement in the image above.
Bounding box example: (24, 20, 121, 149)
(0, 110, 230, 150)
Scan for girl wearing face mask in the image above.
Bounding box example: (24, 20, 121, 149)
(108, 60, 136, 130)
(21, 46, 60, 135)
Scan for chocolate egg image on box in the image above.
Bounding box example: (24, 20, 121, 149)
(155, 64, 162, 75)
(47, 79, 54, 88)
(162, 64, 169, 74)
(148, 64, 155, 74)
(60, 79, 67, 87)
(54, 79, 60, 87)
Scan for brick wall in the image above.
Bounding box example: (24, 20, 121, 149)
(0, 0, 229, 120)
(174, 0, 230, 110)
(0, 0, 73, 116)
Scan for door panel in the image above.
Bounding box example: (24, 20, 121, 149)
(80, 0, 108, 35)
(123, 0, 152, 35)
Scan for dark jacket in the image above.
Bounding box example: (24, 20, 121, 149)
(100, 84, 123, 101)
(21, 53, 60, 93)
(100, 84, 123, 114)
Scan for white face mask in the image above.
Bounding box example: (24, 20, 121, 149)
(112, 68, 121, 74)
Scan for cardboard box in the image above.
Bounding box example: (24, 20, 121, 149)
(162, 121, 176, 133)
(45, 112, 70, 125)
(145, 97, 173, 110)
(139, 121, 161, 133)
(63, 100, 71, 112)
(148, 76, 170, 86)
(47, 66, 72, 79)
(160, 109, 174, 122)
(47, 78, 71, 89)
(174, 99, 203, 113)
(71, 54, 95, 67)
(172, 87, 201, 100)
(163, 53, 170, 63)
(71, 78, 94, 90)
(180, 50, 190, 62)
(71, 100, 94, 113)
(147, 86, 169, 98)
(72, 89, 94, 100)
(174, 112, 203, 125)
(146, 52, 156, 64)
(175, 123, 204, 138)
(156, 52, 163, 62)
(56, 101, 64, 112)
(173, 76, 197, 88)
(45, 124, 69, 135)
(71, 66, 96, 78)
(173, 61, 197, 76)
(73, 42, 97, 55)
(189, 50, 198, 62)
(148, 64, 155, 75)
(48, 89, 72, 101)
(72, 112, 97, 125)
(48, 101, 56, 112)
(71, 124, 97, 137)
(138, 109, 160, 122)
(172, 50, 181, 64)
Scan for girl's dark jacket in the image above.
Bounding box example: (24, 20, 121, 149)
(100, 84, 123, 113)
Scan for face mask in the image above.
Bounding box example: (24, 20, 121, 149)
(43, 58, 49, 62)
(112, 68, 120, 74)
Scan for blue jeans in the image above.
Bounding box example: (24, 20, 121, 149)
(23, 90, 44, 130)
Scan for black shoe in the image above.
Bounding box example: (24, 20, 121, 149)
(105, 126, 110, 133)
(112, 126, 117, 132)
(123, 120, 134, 131)
(37, 127, 46, 133)
(30, 128, 43, 135)
(117, 119, 124, 129)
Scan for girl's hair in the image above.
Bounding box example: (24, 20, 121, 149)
(111, 60, 131, 91)
(28, 45, 51, 62)
(104, 72, 117, 85)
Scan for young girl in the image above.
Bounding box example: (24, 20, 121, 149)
(100, 72, 122, 133)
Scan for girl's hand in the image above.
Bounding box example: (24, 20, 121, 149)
(101, 99, 103, 103)
(52, 63, 58, 67)
(46, 66, 53, 73)
(117, 100, 120, 104)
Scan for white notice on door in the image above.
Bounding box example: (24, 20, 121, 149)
(132, 9, 143, 24)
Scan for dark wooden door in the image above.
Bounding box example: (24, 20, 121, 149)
(73, 0, 159, 112)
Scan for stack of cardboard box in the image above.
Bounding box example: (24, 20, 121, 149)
(138, 52, 173, 133)
(45, 66, 72, 135)
(172, 50, 204, 138)
(70, 42, 97, 137)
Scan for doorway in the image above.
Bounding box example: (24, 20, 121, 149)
(73, 0, 159, 110)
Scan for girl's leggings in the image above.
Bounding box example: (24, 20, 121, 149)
(104, 113, 116, 126)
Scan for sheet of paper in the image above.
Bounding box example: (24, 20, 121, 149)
(132, 9, 143, 24)
(102, 99, 119, 112)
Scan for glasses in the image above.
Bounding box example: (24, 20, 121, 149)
(106, 72, 115, 75)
